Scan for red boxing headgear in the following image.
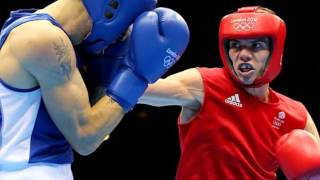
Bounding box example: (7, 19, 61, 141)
(219, 6, 286, 87)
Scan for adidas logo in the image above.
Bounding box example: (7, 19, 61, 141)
(225, 93, 243, 107)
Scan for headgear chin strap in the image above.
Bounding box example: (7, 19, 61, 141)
(219, 6, 286, 87)
(82, 0, 157, 52)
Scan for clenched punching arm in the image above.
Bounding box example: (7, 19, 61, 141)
(275, 129, 320, 179)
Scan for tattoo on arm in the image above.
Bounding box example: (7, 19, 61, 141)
(53, 38, 72, 80)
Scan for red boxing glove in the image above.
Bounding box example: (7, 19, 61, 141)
(275, 129, 320, 180)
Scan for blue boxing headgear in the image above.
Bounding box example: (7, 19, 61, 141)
(82, 0, 157, 52)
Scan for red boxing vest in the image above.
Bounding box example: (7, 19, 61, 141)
(176, 67, 307, 180)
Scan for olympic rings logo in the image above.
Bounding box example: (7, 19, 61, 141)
(163, 56, 176, 69)
(232, 22, 255, 31)
(163, 48, 180, 69)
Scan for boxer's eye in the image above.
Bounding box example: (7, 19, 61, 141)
(229, 41, 240, 49)
(251, 41, 268, 51)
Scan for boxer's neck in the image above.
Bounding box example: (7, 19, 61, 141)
(36, 0, 92, 45)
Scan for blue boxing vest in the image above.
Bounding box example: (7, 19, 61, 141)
(0, 9, 73, 170)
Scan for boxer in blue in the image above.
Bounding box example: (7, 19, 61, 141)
(0, 0, 189, 179)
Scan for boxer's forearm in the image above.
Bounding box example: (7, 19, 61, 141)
(139, 78, 194, 107)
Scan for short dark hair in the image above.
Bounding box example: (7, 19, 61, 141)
(256, 6, 276, 15)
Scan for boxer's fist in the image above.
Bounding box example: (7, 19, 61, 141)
(130, 7, 190, 83)
(79, 31, 131, 104)
(107, 7, 190, 112)
(275, 129, 320, 179)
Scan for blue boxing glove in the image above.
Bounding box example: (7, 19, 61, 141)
(79, 27, 131, 104)
(107, 7, 190, 112)
(81, 0, 157, 53)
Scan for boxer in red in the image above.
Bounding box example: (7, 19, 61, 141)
(139, 6, 320, 179)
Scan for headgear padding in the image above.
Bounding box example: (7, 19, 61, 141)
(219, 6, 286, 87)
(82, 0, 157, 52)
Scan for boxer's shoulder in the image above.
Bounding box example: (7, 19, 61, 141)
(8, 21, 72, 64)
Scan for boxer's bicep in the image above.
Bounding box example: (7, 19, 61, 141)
(16, 30, 94, 149)
(12, 27, 124, 155)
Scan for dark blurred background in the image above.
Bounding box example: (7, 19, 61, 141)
(1, 0, 319, 179)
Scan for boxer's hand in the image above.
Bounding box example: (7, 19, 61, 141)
(107, 7, 190, 112)
(275, 129, 320, 179)
(80, 29, 131, 105)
